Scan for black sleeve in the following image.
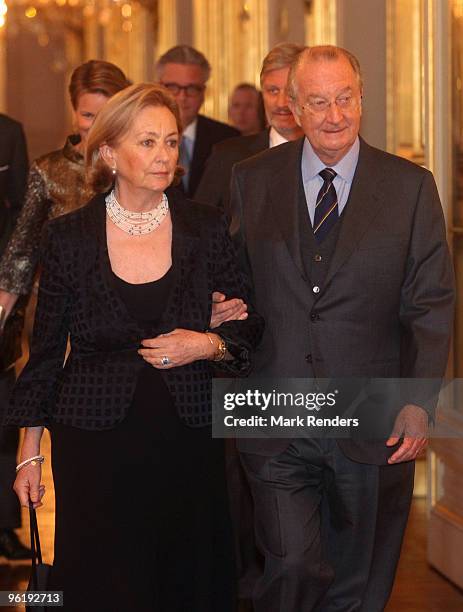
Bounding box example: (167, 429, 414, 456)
(7, 122, 29, 215)
(6, 222, 71, 427)
(210, 213, 264, 377)
(194, 145, 228, 211)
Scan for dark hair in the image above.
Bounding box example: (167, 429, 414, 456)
(156, 45, 211, 81)
(68, 60, 130, 109)
(86, 83, 183, 193)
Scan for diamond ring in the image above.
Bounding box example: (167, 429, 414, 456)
(161, 356, 170, 366)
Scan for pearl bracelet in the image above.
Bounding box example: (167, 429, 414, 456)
(16, 455, 45, 473)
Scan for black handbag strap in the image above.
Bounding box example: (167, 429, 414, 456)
(28, 503, 43, 590)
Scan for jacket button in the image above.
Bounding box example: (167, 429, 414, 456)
(310, 312, 320, 322)
(314, 254, 322, 262)
(312, 285, 320, 294)
(305, 354, 313, 363)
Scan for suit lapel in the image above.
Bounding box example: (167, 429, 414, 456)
(90, 190, 201, 338)
(248, 129, 270, 155)
(160, 187, 202, 329)
(267, 138, 308, 279)
(323, 139, 386, 288)
(89, 196, 145, 339)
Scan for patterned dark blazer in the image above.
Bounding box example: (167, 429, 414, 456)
(5, 188, 264, 430)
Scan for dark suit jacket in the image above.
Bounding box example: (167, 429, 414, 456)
(185, 114, 240, 198)
(195, 129, 269, 214)
(0, 114, 28, 371)
(231, 137, 454, 464)
(0, 114, 28, 254)
(6, 189, 264, 430)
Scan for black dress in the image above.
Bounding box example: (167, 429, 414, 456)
(48, 267, 236, 612)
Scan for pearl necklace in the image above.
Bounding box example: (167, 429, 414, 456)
(105, 190, 169, 236)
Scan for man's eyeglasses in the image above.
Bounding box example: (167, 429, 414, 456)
(301, 94, 359, 114)
(161, 82, 205, 97)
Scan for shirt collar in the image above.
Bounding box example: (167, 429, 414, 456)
(269, 127, 289, 148)
(182, 118, 198, 143)
(302, 136, 360, 183)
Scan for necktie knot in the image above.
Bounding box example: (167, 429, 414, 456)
(319, 168, 337, 183)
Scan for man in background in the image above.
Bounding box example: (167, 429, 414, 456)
(195, 43, 303, 214)
(228, 83, 265, 136)
(0, 112, 29, 560)
(156, 45, 239, 197)
(195, 43, 304, 213)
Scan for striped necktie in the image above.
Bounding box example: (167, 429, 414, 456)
(313, 168, 338, 243)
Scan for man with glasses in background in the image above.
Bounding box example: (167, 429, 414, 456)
(195, 43, 304, 214)
(156, 45, 239, 197)
(230, 45, 454, 611)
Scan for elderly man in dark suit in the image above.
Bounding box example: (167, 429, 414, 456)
(156, 45, 239, 197)
(230, 46, 454, 612)
(0, 113, 29, 559)
(195, 43, 305, 213)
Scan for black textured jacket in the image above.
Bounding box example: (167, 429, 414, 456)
(0, 114, 29, 371)
(5, 188, 263, 430)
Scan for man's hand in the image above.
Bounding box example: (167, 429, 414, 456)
(210, 291, 248, 328)
(386, 404, 429, 464)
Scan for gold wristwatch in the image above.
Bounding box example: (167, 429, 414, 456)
(213, 336, 227, 362)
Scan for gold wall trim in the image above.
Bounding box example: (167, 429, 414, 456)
(434, 503, 463, 530)
(194, 0, 268, 122)
(305, 0, 337, 46)
(157, 0, 178, 57)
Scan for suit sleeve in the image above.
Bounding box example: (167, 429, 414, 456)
(194, 145, 227, 211)
(0, 163, 52, 295)
(399, 170, 455, 413)
(210, 211, 264, 377)
(5, 223, 71, 427)
(229, 164, 255, 296)
(7, 122, 29, 216)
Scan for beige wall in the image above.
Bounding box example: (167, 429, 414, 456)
(336, 0, 388, 151)
(6, 16, 68, 161)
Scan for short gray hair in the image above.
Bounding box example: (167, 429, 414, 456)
(156, 45, 211, 81)
(260, 42, 305, 86)
(287, 45, 363, 105)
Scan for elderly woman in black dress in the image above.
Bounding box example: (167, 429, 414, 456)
(8, 83, 263, 612)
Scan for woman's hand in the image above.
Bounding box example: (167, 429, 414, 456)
(139, 329, 217, 369)
(14, 426, 45, 508)
(14, 464, 45, 509)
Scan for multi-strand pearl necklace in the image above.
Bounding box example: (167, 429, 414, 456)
(105, 190, 169, 236)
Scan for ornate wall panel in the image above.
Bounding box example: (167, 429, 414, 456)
(156, 0, 178, 57)
(304, 0, 337, 46)
(386, 0, 425, 164)
(83, 2, 156, 82)
(193, 0, 268, 122)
